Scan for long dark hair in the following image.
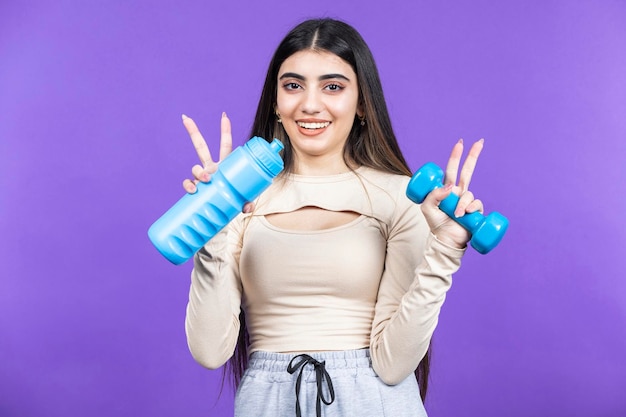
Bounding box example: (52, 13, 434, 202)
(224, 18, 432, 401)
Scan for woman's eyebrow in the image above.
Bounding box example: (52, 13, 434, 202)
(279, 72, 350, 82)
(279, 72, 305, 81)
(319, 73, 350, 81)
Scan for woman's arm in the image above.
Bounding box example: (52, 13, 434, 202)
(369, 198, 465, 385)
(181, 113, 252, 368)
(185, 217, 245, 369)
(370, 139, 484, 384)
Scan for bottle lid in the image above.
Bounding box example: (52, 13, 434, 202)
(245, 137, 284, 177)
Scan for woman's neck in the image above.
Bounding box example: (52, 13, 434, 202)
(292, 153, 356, 176)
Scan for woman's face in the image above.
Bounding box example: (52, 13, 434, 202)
(275, 50, 361, 169)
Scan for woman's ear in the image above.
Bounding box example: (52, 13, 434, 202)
(274, 105, 282, 123)
(356, 103, 364, 119)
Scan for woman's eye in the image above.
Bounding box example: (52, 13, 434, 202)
(284, 82, 301, 90)
(325, 83, 343, 92)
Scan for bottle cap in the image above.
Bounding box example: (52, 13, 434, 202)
(246, 137, 284, 177)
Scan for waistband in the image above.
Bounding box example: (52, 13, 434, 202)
(247, 350, 372, 417)
(247, 348, 372, 373)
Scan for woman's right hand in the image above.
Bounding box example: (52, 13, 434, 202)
(181, 112, 254, 213)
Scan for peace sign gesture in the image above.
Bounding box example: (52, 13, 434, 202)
(181, 113, 254, 213)
(419, 139, 485, 249)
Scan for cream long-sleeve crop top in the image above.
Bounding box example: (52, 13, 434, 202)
(185, 166, 465, 385)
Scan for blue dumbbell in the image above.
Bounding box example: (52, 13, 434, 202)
(406, 162, 509, 254)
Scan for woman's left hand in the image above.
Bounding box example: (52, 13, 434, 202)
(419, 138, 485, 249)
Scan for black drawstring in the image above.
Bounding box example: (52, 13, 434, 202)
(287, 354, 336, 417)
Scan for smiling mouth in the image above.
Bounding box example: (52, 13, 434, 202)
(297, 121, 331, 130)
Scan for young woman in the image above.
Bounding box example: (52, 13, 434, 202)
(182, 18, 484, 417)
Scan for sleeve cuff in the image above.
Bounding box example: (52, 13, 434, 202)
(428, 232, 466, 260)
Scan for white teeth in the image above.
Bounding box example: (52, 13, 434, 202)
(297, 121, 330, 129)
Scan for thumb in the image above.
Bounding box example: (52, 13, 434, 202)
(423, 182, 454, 208)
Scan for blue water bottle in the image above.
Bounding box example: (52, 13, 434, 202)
(148, 136, 284, 265)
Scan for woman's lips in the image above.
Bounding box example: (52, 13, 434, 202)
(296, 120, 331, 136)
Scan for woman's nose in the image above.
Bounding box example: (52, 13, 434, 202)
(300, 90, 323, 114)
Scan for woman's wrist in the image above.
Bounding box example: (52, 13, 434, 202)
(432, 232, 467, 250)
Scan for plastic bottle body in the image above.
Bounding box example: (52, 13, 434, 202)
(148, 137, 284, 265)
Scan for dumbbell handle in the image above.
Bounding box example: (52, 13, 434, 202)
(436, 192, 485, 233)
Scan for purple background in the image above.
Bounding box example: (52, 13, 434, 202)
(1, 1, 625, 416)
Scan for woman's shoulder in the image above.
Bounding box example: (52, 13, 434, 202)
(355, 166, 424, 236)
(355, 166, 412, 199)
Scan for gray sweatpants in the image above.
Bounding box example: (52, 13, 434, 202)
(234, 349, 428, 417)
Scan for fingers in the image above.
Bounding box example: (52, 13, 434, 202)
(457, 139, 484, 191)
(191, 164, 210, 182)
(453, 190, 475, 218)
(426, 182, 454, 205)
(182, 113, 229, 194)
(444, 139, 464, 185)
(465, 198, 484, 215)
(421, 138, 486, 246)
(427, 186, 483, 218)
(444, 138, 484, 190)
(422, 182, 454, 217)
(243, 202, 255, 214)
(428, 149, 486, 218)
(219, 112, 233, 162)
(182, 114, 213, 167)
(183, 179, 197, 194)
